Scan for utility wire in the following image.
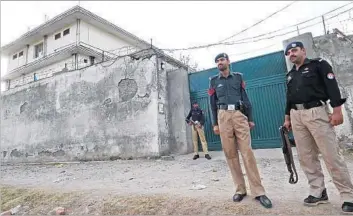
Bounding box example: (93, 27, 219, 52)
(218, 1, 297, 43)
(226, 3, 353, 43)
(161, 5, 353, 52)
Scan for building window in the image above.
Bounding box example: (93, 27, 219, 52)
(34, 73, 38, 81)
(13, 54, 17, 60)
(34, 43, 43, 58)
(89, 56, 95, 65)
(63, 28, 70, 36)
(19, 51, 23, 57)
(84, 59, 88, 63)
(55, 33, 61, 40)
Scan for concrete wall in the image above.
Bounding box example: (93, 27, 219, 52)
(1, 52, 189, 163)
(166, 68, 192, 155)
(1, 51, 191, 163)
(282, 32, 353, 146)
(8, 57, 74, 89)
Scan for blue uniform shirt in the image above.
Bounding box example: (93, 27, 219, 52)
(208, 72, 253, 125)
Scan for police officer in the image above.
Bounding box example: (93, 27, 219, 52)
(186, 101, 211, 160)
(283, 41, 353, 213)
(208, 53, 272, 209)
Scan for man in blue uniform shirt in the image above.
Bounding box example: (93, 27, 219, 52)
(186, 101, 211, 160)
(208, 53, 272, 209)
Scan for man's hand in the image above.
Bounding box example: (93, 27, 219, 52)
(196, 123, 202, 128)
(188, 122, 192, 126)
(283, 120, 291, 131)
(283, 115, 291, 131)
(213, 125, 220, 135)
(249, 122, 255, 129)
(329, 106, 344, 126)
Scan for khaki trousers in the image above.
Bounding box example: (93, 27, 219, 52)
(218, 110, 265, 197)
(290, 105, 353, 202)
(192, 125, 209, 155)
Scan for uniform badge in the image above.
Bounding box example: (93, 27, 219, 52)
(291, 43, 296, 47)
(217, 84, 223, 87)
(287, 76, 292, 83)
(327, 73, 335, 79)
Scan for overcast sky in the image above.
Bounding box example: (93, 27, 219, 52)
(1, 1, 352, 77)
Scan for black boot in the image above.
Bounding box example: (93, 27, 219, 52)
(342, 202, 353, 214)
(233, 193, 246, 202)
(304, 188, 329, 206)
(205, 154, 211, 160)
(193, 154, 199, 160)
(255, 195, 272, 208)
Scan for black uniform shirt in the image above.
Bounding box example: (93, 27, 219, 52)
(186, 107, 205, 125)
(208, 72, 253, 125)
(285, 58, 346, 115)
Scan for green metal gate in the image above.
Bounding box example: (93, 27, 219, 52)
(189, 51, 288, 150)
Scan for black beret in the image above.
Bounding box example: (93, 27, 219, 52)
(285, 41, 304, 56)
(215, 53, 229, 62)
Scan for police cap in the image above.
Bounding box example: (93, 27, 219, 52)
(215, 53, 229, 63)
(285, 41, 304, 56)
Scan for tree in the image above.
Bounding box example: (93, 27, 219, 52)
(178, 53, 199, 72)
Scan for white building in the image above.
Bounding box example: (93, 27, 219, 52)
(1, 5, 187, 90)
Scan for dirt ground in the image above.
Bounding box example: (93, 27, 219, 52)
(1, 148, 353, 215)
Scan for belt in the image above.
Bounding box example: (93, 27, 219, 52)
(292, 100, 326, 110)
(218, 104, 240, 110)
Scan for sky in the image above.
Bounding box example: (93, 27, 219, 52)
(1, 1, 353, 84)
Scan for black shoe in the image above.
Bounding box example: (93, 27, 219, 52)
(193, 154, 199, 160)
(205, 154, 211, 160)
(304, 188, 329, 206)
(342, 202, 353, 214)
(233, 193, 247, 202)
(255, 195, 272, 209)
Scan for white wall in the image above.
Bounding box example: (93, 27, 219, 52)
(6, 23, 77, 73)
(9, 57, 72, 89)
(46, 23, 77, 54)
(5, 19, 137, 89)
(7, 54, 93, 89)
(7, 48, 27, 72)
(79, 21, 133, 54)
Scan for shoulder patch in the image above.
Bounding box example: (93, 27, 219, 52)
(327, 73, 335, 79)
(208, 87, 215, 96)
(232, 72, 243, 76)
(311, 58, 325, 62)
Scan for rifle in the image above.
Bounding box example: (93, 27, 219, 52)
(185, 119, 201, 127)
(279, 126, 298, 184)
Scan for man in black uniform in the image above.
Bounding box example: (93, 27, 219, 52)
(283, 41, 353, 213)
(186, 101, 211, 160)
(208, 53, 272, 209)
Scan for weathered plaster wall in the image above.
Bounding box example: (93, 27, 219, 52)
(1, 55, 164, 163)
(166, 67, 192, 155)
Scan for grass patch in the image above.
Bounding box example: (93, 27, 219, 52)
(0, 185, 82, 214)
